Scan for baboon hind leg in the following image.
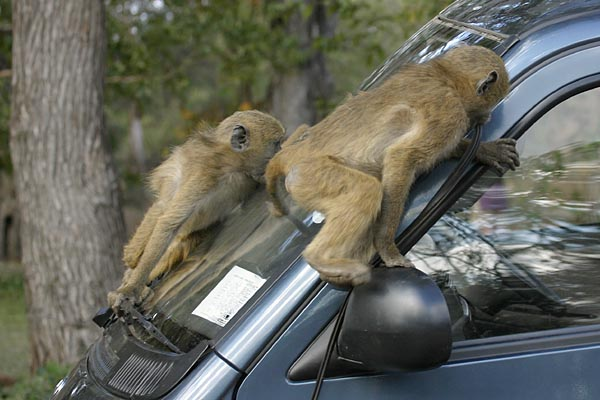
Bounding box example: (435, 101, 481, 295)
(286, 156, 383, 287)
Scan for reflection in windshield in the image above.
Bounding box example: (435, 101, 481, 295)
(136, 191, 318, 351)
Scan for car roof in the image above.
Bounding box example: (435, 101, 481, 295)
(441, 0, 600, 37)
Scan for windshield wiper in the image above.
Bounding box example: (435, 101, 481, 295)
(120, 300, 183, 354)
(93, 301, 183, 354)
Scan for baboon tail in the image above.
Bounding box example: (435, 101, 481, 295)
(265, 156, 288, 216)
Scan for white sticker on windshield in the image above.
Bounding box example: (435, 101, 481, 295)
(192, 266, 266, 327)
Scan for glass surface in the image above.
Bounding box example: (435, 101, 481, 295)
(408, 88, 600, 340)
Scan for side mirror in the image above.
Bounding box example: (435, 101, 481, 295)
(337, 267, 452, 371)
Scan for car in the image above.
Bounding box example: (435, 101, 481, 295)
(52, 0, 600, 399)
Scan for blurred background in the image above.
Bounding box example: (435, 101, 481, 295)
(0, 0, 450, 397)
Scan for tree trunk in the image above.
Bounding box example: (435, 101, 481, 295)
(129, 102, 146, 174)
(10, 0, 126, 370)
(270, 0, 336, 133)
(271, 70, 314, 133)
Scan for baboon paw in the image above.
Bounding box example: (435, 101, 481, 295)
(377, 244, 414, 268)
(382, 254, 415, 268)
(107, 290, 127, 312)
(108, 286, 150, 312)
(317, 264, 372, 288)
(478, 139, 520, 175)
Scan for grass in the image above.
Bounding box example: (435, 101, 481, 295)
(0, 362, 71, 400)
(0, 262, 72, 400)
(0, 262, 29, 379)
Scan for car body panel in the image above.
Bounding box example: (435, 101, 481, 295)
(237, 283, 600, 399)
(164, 353, 239, 400)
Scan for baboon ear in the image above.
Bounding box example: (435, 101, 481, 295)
(476, 70, 498, 96)
(231, 125, 249, 152)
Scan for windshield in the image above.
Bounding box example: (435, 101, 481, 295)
(135, 18, 505, 351)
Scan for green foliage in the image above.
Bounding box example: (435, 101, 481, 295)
(0, 362, 71, 400)
(103, 0, 452, 164)
(106, 0, 200, 104)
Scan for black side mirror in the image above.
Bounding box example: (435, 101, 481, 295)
(337, 267, 452, 371)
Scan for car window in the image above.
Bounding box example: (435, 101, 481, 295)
(407, 87, 600, 341)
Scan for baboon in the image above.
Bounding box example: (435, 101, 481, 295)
(108, 110, 285, 310)
(266, 45, 519, 287)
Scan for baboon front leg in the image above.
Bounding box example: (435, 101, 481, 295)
(122, 201, 164, 269)
(286, 157, 383, 286)
(109, 187, 202, 310)
(148, 230, 208, 282)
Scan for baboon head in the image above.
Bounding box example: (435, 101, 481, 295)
(218, 110, 286, 179)
(440, 45, 510, 125)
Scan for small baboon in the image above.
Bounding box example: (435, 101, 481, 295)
(266, 45, 519, 287)
(108, 110, 285, 310)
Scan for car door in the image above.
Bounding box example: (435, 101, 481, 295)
(235, 45, 600, 400)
